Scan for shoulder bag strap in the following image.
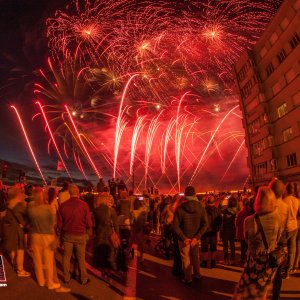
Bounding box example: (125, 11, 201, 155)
(254, 214, 269, 251)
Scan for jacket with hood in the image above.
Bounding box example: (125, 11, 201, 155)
(173, 197, 208, 241)
(203, 205, 222, 235)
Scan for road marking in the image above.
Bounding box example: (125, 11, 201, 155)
(124, 246, 137, 300)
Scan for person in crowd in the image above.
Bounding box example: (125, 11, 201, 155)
(24, 184, 34, 204)
(168, 194, 185, 276)
(95, 186, 114, 208)
(97, 178, 105, 193)
(235, 197, 254, 264)
(27, 188, 70, 292)
(233, 187, 281, 300)
(283, 182, 299, 273)
(269, 178, 288, 300)
(109, 178, 117, 199)
(0, 180, 7, 243)
(117, 190, 131, 217)
(93, 192, 119, 275)
(173, 186, 208, 283)
(293, 182, 300, 270)
(83, 186, 95, 212)
(58, 182, 70, 205)
(130, 199, 149, 265)
(117, 179, 128, 193)
(2, 186, 30, 277)
(160, 196, 175, 259)
(200, 195, 222, 268)
(128, 190, 136, 212)
(47, 187, 59, 225)
(220, 196, 238, 265)
(57, 184, 92, 285)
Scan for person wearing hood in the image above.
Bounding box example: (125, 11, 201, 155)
(200, 196, 222, 268)
(173, 186, 208, 283)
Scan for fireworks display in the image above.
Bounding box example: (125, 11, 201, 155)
(11, 0, 282, 192)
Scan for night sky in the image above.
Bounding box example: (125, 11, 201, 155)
(0, 0, 283, 190)
(0, 1, 70, 179)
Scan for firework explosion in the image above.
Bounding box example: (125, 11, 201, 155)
(13, 0, 282, 192)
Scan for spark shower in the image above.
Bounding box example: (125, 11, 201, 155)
(11, 0, 282, 192)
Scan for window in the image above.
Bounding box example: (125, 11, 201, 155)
(270, 32, 278, 45)
(282, 127, 293, 142)
(254, 162, 268, 175)
(277, 49, 287, 64)
(290, 33, 300, 49)
(250, 118, 261, 135)
(270, 159, 277, 171)
(277, 103, 287, 118)
(237, 60, 252, 82)
(253, 139, 268, 157)
(241, 78, 254, 99)
(293, 91, 300, 106)
(266, 62, 274, 76)
(287, 153, 297, 167)
(260, 47, 267, 58)
(272, 82, 282, 95)
(280, 18, 290, 30)
(285, 68, 296, 83)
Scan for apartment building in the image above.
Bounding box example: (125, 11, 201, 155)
(234, 0, 300, 187)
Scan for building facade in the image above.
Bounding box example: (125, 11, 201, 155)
(234, 0, 300, 187)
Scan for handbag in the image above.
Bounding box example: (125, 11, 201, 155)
(109, 209, 120, 248)
(254, 214, 286, 268)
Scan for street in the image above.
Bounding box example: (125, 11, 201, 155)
(1, 235, 300, 300)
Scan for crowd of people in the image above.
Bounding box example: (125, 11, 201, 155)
(0, 177, 300, 300)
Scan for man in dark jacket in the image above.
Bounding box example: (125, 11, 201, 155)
(173, 186, 208, 283)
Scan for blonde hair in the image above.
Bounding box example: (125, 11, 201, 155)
(254, 186, 276, 215)
(32, 188, 46, 206)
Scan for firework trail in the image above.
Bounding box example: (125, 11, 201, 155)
(10, 0, 281, 190)
(65, 105, 101, 178)
(35, 101, 72, 179)
(10, 106, 47, 185)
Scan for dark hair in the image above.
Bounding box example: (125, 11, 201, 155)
(25, 184, 33, 196)
(129, 190, 133, 196)
(185, 186, 196, 196)
(62, 182, 69, 191)
(294, 182, 300, 198)
(285, 182, 294, 195)
(48, 187, 56, 204)
(103, 186, 109, 192)
(269, 179, 285, 199)
(228, 197, 237, 208)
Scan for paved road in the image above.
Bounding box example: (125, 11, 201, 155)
(1, 236, 300, 300)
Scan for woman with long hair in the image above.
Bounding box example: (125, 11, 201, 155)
(28, 188, 69, 292)
(233, 187, 282, 300)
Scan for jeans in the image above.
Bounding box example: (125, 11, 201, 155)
(222, 237, 235, 261)
(179, 240, 200, 282)
(63, 233, 88, 283)
(286, 229, 298, 270)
